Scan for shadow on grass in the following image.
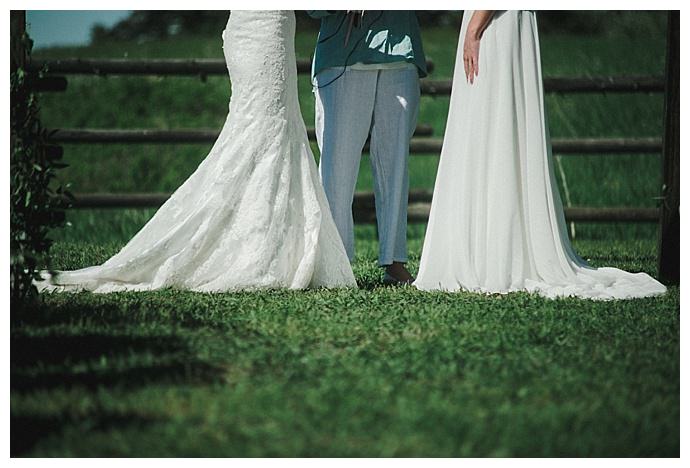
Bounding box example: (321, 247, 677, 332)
(11, 331, 227, 392)
(11, 410, 163, 457)
(356, 278, 387, 291)
(11, 298, 230, 456)
(11, 295, 246, 330)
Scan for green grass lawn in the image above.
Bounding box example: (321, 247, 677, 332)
(11, 21, 679, 457)
(12, 238, 680, 457)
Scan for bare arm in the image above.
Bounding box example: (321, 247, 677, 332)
(463, 10, 495, 84)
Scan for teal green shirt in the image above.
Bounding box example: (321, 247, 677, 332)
(307, 11, 427, 78)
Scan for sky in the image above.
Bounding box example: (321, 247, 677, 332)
(26, 10, 132, 49)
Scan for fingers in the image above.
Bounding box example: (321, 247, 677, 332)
(463, 51, 478, 85)
(469, 52, 479, 85)
(463, 52, 470, 83)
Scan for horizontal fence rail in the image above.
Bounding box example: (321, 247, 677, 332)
(26, 59, 663, 95)
(66, 192, 659, 223)
(46, 129, 662, 155)
(421, 76, 665, 95)
(46, 125, 434, 143)
(393, 138, 662, 155)
(27, 58, 436, 76)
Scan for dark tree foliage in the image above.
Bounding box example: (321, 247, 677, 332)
(10, 13, 70, 301)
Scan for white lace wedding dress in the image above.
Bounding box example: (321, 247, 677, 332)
(414, 10, 666, 300)
(37, 11, 357, 293)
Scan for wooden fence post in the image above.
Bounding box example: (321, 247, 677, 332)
(658, 10, 680, 284)
(10, 11, 27, 157)
(10, 11, 27, 71)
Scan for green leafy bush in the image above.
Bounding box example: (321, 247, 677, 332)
(10, 16, 70, 301)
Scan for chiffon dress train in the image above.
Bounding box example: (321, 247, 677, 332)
(413, 10, 666, 300)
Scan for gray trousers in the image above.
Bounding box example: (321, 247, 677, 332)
(314, 66, 420, 266)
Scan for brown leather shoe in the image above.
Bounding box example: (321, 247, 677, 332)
(382, 271, 415, 286)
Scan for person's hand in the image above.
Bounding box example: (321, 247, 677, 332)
(463, 30, 481, 84)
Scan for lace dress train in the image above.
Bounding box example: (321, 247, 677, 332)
(37, 11, 356, 293)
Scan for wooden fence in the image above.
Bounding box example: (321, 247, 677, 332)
(33, 63, 666, 220)
(19, 12, 680, 281)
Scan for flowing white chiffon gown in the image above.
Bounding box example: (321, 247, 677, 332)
(414, 10, 666, 300)
(37, 11, 357, 293)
